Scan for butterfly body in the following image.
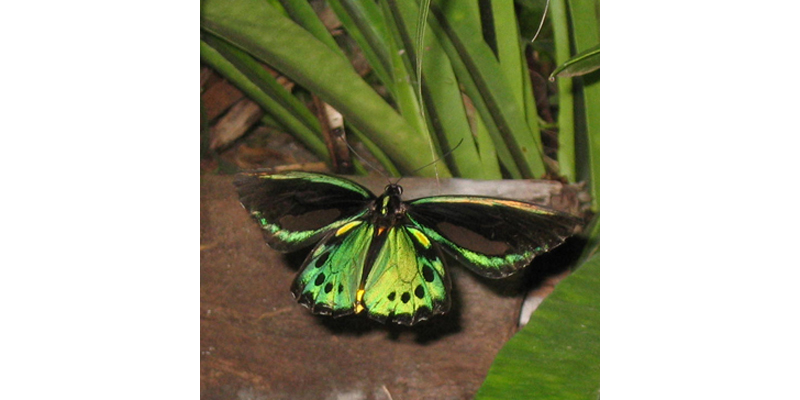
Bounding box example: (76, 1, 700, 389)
(235, 171, 581, 326)
(368, 183, 406, 230)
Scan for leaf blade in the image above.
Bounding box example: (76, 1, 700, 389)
(550, 45, 600, 79)
(476, 253, 600, 400)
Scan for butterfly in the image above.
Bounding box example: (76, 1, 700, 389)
(234, 171, 582, 326)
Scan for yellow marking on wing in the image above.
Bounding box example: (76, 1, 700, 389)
(336, 220, 362, 236)
(418, 197, 558, 215)
(409, 228, 430, 248)
(377, 226, 386, 236)
(354, 289, 365, 314)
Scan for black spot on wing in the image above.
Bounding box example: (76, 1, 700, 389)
(315, 252, 329, 267)
(422, 265, 435, 282)
(414, 284, 425, 299)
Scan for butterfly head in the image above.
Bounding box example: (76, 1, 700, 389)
(383, 183, 403, 197)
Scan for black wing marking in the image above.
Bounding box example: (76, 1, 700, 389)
(234, 171, 375, 252)
(407, 196, 582, 278)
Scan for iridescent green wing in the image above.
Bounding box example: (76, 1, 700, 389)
(362, 225, 451, 325)
(291, 220, 374, 317)
(234, 171, 375, 252)
(407, 196, 582, 278)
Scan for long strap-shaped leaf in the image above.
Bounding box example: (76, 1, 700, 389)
(552, 0, 577, 182)
(329, 1, 394, 97)
(567, 0, 599, 211)
(429, 0, 547, 178)
(201, 0, 451, 177)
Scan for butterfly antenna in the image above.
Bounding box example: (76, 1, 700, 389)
(336, 134, 389, 181)
(396, 138, 464, 186)
(530, 0, 551, 44)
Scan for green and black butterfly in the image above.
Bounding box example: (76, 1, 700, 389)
(235, 171, 582, 326)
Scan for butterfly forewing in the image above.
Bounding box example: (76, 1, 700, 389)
(362, 226, 450, 325)
(234, 171, 375, 252)
(291, 220, 374, 317)
(407, 196, 582, 278)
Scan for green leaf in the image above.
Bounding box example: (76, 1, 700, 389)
(550, 45, 599, 79)
(429, 0, 547, 178)
(278, 0, 342, 55)
(567, 0, 600, 211)
(491, 1, 525, 108)
(329, 1, 394, 95)
(476, 253, 600, 400)
(199, 38, 329, 160)
(552, 0, 576, 182)
(200, 0, 451, 177)
(491, 2, 547, 176)
(348, 125, 401, 177)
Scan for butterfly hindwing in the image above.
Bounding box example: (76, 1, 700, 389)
(407, 196, 582, 278)
(362, 225, 450, 325)
(291, 220, 374, 317)
(234, 171, 375, 252)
